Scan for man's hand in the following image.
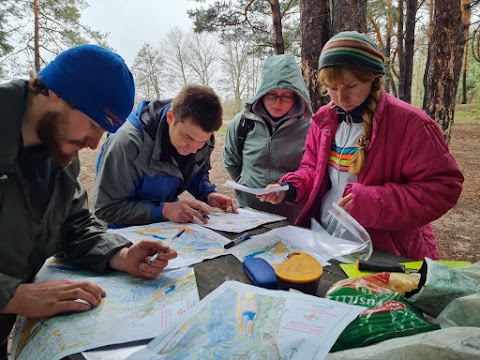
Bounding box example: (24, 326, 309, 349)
(109, 239, 178, 279)
(256, 184, 286, 204)
(2, 280, 105, 318)
(163, 200, 212, 224)
(207, 192, 238, 213)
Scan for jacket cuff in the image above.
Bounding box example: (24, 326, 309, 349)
(0, 274, 22, 311)
(280, 182, 297, 202)
(151, 202, 165, 223)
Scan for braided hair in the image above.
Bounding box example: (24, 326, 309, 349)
(319, 67, 384, 174)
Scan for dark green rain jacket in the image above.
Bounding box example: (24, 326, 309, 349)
(223, 54, 312, 222)
(0, 80, 131, 341)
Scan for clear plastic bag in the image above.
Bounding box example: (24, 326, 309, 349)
(311, 203, 372, 263)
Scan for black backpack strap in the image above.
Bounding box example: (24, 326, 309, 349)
(237, 116, 255, 157)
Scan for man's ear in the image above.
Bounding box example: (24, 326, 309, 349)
(166, 109, 175, 126)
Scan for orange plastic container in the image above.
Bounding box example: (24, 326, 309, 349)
(275, 251, 323, 295)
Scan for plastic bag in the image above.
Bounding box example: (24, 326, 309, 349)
(311, 203, 372, 263)
(405, 258, 480, 317)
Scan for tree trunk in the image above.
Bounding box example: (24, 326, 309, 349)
(397, 0, 405, 101)
(461, 0, 471, 104)
(384, 0, 394, 93)
(422, 0, 435, 109)
(299, 0, 330, 112)
(268, 0, 285, 54)
(402, 0, 417, 103)
(332, 0, 367, 33)
(34, 0, 40, 72)
(426, 0, 465, 145)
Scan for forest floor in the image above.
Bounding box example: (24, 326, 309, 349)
(79, 122, 480, 263)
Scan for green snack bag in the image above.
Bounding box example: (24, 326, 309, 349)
(327, 287, 440, 351)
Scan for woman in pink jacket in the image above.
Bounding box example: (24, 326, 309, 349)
(259, 31, 463, 260)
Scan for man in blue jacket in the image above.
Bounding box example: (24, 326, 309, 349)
(0, 45, 177, 360)
(93, 85, 238, 228)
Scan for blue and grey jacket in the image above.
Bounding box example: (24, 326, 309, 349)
(93, 100, 216, 227)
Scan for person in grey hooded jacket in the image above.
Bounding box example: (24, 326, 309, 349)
(223, 54, 312, 222)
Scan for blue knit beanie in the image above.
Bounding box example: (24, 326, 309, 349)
(319, 31, 385, 75)
(38, 44, 135, 133)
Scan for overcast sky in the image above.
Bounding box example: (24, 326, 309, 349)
(81, 0, 208, 66)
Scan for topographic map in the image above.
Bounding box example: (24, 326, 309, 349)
(227, 226, 329, 268)
(11, 261, 198, 360)
(109, 222, 230, 269)
(200, 208, 286, 233)
(127, 281, 365, 360)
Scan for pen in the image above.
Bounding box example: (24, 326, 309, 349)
(197, 209, 210, 219)
(149, 229, 185, 264)
(224, 232, 251, 249)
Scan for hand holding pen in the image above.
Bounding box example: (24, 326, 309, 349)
(149, 229, 185, 264)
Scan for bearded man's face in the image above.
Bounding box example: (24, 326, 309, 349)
(36, 109, 104, 167)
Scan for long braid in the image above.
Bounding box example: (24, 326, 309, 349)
(349, 77, 382, 174)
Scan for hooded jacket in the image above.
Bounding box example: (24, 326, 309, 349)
(223, 54, 312, 222)
(0, 80, 131, 341)
(280, 90, 463, 260)
(93, 100, 216, 227)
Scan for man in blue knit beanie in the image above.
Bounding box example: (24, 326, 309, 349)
(0, 45, 177, 360)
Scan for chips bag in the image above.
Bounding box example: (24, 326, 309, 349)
(326, 271, 420, 296)
(327, 287, 439, 351)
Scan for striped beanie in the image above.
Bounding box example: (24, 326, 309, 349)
(319, 31, 385, 74)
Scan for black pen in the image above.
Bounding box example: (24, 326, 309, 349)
(224, 232, 251, 249)
(197, 209, 210, 219)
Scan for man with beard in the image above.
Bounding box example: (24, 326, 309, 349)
(0, 45, 177, 359)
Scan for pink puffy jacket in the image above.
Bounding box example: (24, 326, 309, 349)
(280, 90, 464, 260)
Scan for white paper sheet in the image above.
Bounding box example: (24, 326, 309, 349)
(224, 180, 289, 195)
(126, 281, 365, 360)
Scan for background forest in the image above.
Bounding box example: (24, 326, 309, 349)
(1, 0, 479, 262)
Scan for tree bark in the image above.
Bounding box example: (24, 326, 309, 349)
(332, 0, 367, 33)
(384, 0, 394, 94)
(268, 0, 285, 54)
(461, 0, 471, 104)
(299, 0, 330, 112)
(401, 0, 417, 103)
(426, 0, 466, 145)
(422, 0, 435, 109)
(397, 0, 405, 101)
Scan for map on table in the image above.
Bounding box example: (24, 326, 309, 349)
(11, 260, 199, 360)
(199, 207, 286, 233)
(227, 226, 330, 267)
(126, 281, 365, 360)
(110, 222, 230, 269)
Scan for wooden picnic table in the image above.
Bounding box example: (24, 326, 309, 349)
(195, 220, 411, 298)
(68, 219, 411, 359)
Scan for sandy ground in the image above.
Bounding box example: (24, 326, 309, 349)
(79, 122, 480, 262)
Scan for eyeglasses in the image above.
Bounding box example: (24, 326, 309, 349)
(264, 92, 296, 103)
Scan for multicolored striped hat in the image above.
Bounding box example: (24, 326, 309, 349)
(319, 31, 385, 74)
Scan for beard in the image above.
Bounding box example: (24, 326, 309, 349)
(36, 111, 78, 167)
